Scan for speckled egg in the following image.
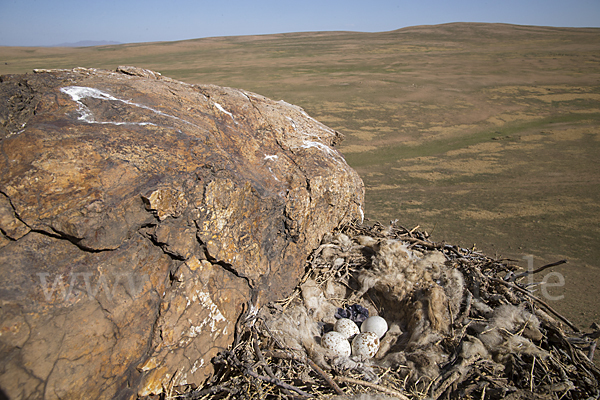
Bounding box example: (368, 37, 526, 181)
(334, 318, 360, 339)
(321, 331, 351, 357)
(352, 332, 380, 358)
(360, 315, 388, 339)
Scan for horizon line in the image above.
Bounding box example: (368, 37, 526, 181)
(2, 21, 600, 48)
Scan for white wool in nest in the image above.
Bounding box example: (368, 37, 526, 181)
(501, 335, 549, 359)
(460, 335, 490, 361)
(333, 239, 466, 379)
(322, 232, 353, 252)
(320, 245, 338, 263)
(438, 267, 465, 317)
(359, 240, 462, 305)
(380, 347, 448, 380)
(477, 304, 546, 358)
(262, 305, 322, 354)
(355, 235, 379, 247)
(472, 298, 494, 318)
(358, 239, 425, 300)
(331, 356, 378, 382)
(300, 278, 339, 324)
(487, 304, 542, 340)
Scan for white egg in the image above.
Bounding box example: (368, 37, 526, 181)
(321, 331, 351, 357)
(334, 318, 360, 339)
(360, 315, 388, 339)
(352, 332, 380, 358)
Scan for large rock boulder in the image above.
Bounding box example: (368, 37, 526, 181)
(0, 67, 364, 400)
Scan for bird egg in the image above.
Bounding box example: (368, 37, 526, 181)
(321, 331, 351, 357)
(360, 315, 388, 339)
(352, 331, 380, 358)
(334, 318, 360, 339)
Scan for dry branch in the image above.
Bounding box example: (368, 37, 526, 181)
(245, 367, 313, 398)
(335, 376, 410, 399)
(511, 259, 568, 282)
(489, 276, 580, 332)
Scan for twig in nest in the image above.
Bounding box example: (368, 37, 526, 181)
(260, 322, 346, 396)
(262, 350, 345, 395)
(186, 384, 235, 399)
(305, 357, 345, 396)
(233, 302, 248, 347)
(252, 330, 295, 397)
(511, 259, 568, 282)
(480, 384, 487, 400)
(489, 277, 580, 332)
(530, 356, 536, 392)
(245, 367, 313, 398)
(335, 376, 410, 399)
(588, 340, 597, 361)
(454, 289, 473, 326)
(432, 370, 462, 399)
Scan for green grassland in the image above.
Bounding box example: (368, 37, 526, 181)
(2, 22, 600, 331)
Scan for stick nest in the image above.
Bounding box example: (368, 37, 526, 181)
(170, 221, 599, 400)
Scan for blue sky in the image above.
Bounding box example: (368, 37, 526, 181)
(1, 0, 599, 46)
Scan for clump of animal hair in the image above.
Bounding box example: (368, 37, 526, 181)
(357, 239, 463, 349)
(476, 303, 547, 360)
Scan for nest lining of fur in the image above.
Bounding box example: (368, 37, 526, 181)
(170, 221, 600, 400)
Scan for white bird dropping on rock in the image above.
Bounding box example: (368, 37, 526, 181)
(321, 331, 351, 357)
(334, 318, 360, 339)
(361, 315, 388, 339)
(352, 332, 380, 358)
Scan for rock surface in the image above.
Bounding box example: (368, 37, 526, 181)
(0, 67, 364, 399)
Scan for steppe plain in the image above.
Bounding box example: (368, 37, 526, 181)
(1, 22, 599, 336)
